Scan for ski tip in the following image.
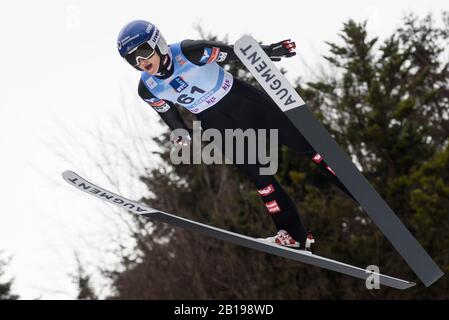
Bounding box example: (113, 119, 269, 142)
(62, 170, 77, 177)
(405, 283, 416, 290)
(401, 281, 416, 289)
(423, 270, 445, 287)
(62, 170, 81, 183)
(62, 170, 72, 179)
(386, 278, 416, 290)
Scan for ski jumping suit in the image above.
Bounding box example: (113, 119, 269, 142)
(138, 40, 355, 245)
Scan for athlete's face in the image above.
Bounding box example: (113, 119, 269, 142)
(138, 51, 160, 74)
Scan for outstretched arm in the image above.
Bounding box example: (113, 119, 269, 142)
(181, 39, 296, 65)
(263, 39, 297, 61)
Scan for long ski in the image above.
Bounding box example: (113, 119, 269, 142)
(62, 170, 415, 290)
(233, 35, 443, 287)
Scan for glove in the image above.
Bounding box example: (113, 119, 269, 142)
(171, 130, 192, 147)
(267, 39, 296, 61)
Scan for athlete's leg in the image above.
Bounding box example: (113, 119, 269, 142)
(226, 79, 357, 203)
(197, 97, 308, 244)
(234, 163, 308, 244)
(273, 117, 357, 203)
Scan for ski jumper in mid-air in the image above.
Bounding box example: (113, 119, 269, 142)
(117, 20, 356, 249)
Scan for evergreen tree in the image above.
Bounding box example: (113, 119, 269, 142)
(0, 253, 18, 300)
(73, 254, 97, 300)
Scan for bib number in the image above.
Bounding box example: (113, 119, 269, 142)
(177, 86, 206, 105)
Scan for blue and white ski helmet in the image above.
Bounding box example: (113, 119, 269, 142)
(117, 20, 169, 68)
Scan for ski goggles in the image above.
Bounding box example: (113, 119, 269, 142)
(124, 41, 156, 67)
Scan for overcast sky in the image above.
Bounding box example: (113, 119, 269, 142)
(0, 0, 447, 299)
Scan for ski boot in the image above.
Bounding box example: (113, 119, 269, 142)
(258, 230, 300, 248)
